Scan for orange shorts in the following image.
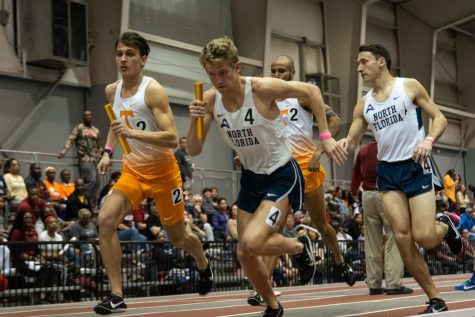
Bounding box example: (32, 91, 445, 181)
(299, 163, 326, 194)
(112, 162, 184, 226)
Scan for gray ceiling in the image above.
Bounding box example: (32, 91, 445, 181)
(381, 0, 475, 37)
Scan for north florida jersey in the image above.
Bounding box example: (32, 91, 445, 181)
(112, 76, 176, 175)
(363, 77, 425, 162)
(214, 77, 292, 175)
(276, 98, 316, 165)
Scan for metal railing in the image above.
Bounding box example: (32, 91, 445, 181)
(0, 239, 470, 307)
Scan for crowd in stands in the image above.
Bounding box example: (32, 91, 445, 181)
(0, 153, 474, 302)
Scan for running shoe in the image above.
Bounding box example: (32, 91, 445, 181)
(93, 294, 127, 315)
(247, 290, 265, 306)
(293, 235, 316, 285)
(334, 262, 357, 286)
(437, 213, 462, 254)
(197, 253, 214, 295)
(418, 298, 448, 314)
(454, 279, 475, 291)
(263, 302, 284, 317)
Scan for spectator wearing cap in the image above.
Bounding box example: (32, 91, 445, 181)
(459, 204, 475, 240)
(38, 216, 63, 258)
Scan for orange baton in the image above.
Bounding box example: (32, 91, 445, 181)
(194, 81, 204, 140)
(104, 104, 131, 154)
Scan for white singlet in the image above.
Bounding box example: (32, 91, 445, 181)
(363, 77, 425, 162)
(214, 77, 292, 175)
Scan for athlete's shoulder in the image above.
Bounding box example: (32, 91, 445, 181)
(145, 77, 167, 95)
(105, 80, 120, 102)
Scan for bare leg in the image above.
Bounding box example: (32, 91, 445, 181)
(305, 186, 344, 264)
(381, 190, 442, 300)
(97, 190, 132, 297)
(165, 221, 208, 270)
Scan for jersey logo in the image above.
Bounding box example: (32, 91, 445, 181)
(120, 110, 134, 128)
(366, 104, 374, 113)
(220, 118, 231, 129)
(216, 113, 225, 118)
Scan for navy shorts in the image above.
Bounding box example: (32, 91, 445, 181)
(377, 159, 433, 198)
(237, 159, 304, 213)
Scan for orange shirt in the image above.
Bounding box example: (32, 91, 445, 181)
(443, 175, 456, 202)
(44, 179, 63, 201)
(58, 182, 75, 199)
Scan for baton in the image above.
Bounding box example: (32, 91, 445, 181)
(194, 81, 204, 140)
(104, 104, 131, 154)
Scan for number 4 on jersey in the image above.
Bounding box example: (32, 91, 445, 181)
(244, 108, 254, 125)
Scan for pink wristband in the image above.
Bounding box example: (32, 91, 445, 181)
(319, 132, 332, 141)
(424, 137, 435, 145)
(105, 145, 113, 151)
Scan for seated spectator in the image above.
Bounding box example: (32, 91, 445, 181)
(16, 187, 54, 233)
(185, 211, 206, 240)
(201, 188, 215, 215)
(210, 187, 219, 207)
(0, 162, 13, 228)
(132, 199, 150, 239)
(0, 196, 7, 232)
(457, 229, 475, 271)
(346, 213, 364, 240)
(44, 167, 67, 218)
(66, 208, 98, 242)
(65, 178, 93, 221)
(188, 194, 203, 220)
(456, 183, 470, 214)
(43, 167, 62, 201)
(9, 211, 55, 288)
(0, 228, 10, 291)
(293, 210, 305, 227)
(58, 169, 75, 200)
(459, 206, 475, 239)
(117, 214, 147, 253)
(145, 199, 167, 241)
(97, 171, 121, 207)
(38, 215, 67, 286)
(211, 198, 229, 241)
(197, 213, 214, 241)
(433, 241, 461, 274)
(282, 214, 297, 238)
(226, 203, 238, 241)
(3, 158, 27, 212)
(24, 163, 48, 200)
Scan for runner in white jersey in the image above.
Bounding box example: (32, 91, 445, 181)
(245, 55, 356, 307)
(338, 43, 461, 314)
(187, 37, 347, 317)
(94, 32, 213, 315)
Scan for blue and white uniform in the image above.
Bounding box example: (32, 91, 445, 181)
(214, 77, 303, 212)
(363, 77, 436, 197)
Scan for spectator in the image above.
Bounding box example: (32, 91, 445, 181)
(43, 167, 62, 201)
(0, 162, 13, 226)
(58, 169, 75, 200)
(185, 211, 206, 240)
(58, 110, 102, 202)
(211, 197, 229, 240)
(24, 163, 48, 200)
(15, 187, 54, 234)
(66, 208, 98, 242)
(210, 187, 219, 207)
(458, 206, 475, 239)
(346, 214, 364, 241)
(282, 214, 297, 238)
(3, 158, 27, 212)
(65, 178, 93, 221)
(38, 216, 63, 259)
(145, 199, 166, 241)
(201, 188, 215, 215)
(226, 203, 238, 241)
(456, 229, 475, 272)
(456, 183, 470, 214)
(0, 197, 6, 231)
(0, 228, 10, 290)
(198, 213, 214, 241)
(188, 194, 203, 220)
(97, 171, 121, 207)
(174, 137, 194, 191)
(132, 199, 149, 239)
(117, 214, 147, 253)
(444, 169, 458, 212)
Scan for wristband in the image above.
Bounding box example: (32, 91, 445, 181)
(319, 132, 331, 141)
(101, 147, 113, 158)
(424, 136, 435, 145)
(105, 145, 113, 152)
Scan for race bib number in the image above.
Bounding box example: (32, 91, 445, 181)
(265, 206, 282, 229)
(421, 160, 432, 175)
